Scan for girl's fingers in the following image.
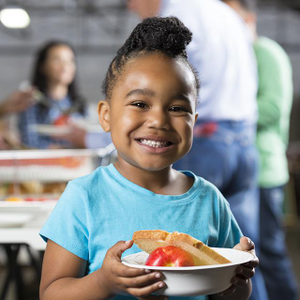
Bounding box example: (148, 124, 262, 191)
(126, 280, 166, 298)
(243, 257, 259, 269)
(121, 271, 164, 288)
(231, 276, 250, 288)
(238, 236, 255, 251)
(112, 263, 150, 278)
(236, 265, 255, 279)
(218, 265, 253, 296)
(108, 240, 134, 261)
(218, 285, 236, 297)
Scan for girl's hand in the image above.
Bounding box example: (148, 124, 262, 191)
(218, 236, 259, 297)
(96, 240, 166, 298)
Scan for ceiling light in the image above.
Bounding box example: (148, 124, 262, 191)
(0, 7, 30, 29)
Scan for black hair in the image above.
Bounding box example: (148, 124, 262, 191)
(102, 16, 200, 101)
(31, 40, 86, 115)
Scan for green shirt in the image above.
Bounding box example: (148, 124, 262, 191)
(254, 37, 293, 188)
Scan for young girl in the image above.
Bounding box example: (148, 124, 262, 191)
(18, 40, 86, 149)
(39, 17, 258, 300)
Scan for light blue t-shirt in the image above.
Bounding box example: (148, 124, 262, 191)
(40, 164, 242, 300)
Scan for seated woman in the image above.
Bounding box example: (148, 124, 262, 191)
(18, 40, 87, 149)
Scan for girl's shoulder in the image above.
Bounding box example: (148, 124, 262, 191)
(177, 169, 219, 192)
(69, 165, 111, 188)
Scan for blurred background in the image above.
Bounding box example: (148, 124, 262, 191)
(1, 0, 300, 142)
(0, 0, 299, 299)
(0, 0, 299, 113)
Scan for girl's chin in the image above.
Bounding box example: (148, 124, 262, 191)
(135, 162, 173, 172)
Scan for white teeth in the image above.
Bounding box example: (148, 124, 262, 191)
(140, 139, 169, 148)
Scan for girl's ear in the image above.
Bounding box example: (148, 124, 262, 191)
(98, 100, 111, 132)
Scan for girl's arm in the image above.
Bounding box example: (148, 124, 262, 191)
(209, 237, 258, 300)
(40, 239, 166, 300)
(40, 240, 104, 300)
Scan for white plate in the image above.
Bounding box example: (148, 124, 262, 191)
(31, 123, 102, 136)
(122, 248, 253, 270)
(31, 125, 71, 136)
(122, 248, 254, 296)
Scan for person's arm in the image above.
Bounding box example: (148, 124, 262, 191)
(0, 135, 11, 150)
(52, 124, 87, 148)
(0, 89, 35, 117)
(255, 44, 293, 130)
(209, 237, 258, 300)
(40, 239, 166, 300)
(53, 125, 112, 149)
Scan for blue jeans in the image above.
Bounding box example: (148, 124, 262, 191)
(174, 121, 269, 300)
(259, 186, 299, 300)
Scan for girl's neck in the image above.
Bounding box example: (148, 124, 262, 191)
(47, 83, 68, 101)
(114, 161, 193, 196)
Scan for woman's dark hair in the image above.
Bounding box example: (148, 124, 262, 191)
(102, 17, 200, 101)
(31, 40, 86, 115)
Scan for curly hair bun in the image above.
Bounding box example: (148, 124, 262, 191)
(102, 16, 200, 99)
(118, 16, 192, 58)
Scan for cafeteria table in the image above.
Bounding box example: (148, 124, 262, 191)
(0, 146, 117, 299)
(0, 229, 45, 300)
(0, 201, 55, 300)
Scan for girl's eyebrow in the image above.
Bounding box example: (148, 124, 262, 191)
(125, 89, 193, 106)
(125, 89, 191, 102)
(125, 88, 156, 98)
(172, 93, 191, 103)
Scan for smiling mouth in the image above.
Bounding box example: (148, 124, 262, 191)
(137, 139, 173, 148)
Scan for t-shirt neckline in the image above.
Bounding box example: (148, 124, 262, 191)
(106, 163, 202, 202)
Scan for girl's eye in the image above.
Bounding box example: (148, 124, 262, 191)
(169, 106, 190, 113)
(131, 101, 148, 109)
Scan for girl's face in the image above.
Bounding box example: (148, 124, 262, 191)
(42, 45, 76, 87)
(99, 53, 198, 173)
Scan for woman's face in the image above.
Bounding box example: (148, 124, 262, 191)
(42, 45, 76, 87)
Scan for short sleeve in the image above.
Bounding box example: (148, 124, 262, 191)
(216, 195, 243, 248)
(40, 181, 89, 260)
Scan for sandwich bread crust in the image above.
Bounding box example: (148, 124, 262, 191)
(132, 230, 231, 266)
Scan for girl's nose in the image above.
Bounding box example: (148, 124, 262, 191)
(147, 108, 171, 130)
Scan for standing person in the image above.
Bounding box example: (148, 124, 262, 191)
(223, 1, 299, 299)
(18, 40, 87, 149)
(127, 1, 267, 300)
(39, 16, 258, 300)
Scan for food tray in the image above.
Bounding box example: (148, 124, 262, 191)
(0, 145, 116, 182)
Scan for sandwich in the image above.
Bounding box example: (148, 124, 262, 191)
(133, 230, 231, 266)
